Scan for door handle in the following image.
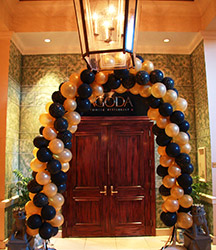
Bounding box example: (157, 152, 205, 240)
(111, 185, 118, 196)
(100, 186, 107, 196)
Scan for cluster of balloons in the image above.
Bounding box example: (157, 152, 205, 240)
(24, 55, 194, 240)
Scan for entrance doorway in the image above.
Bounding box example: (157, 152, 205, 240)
(62, 117, 155, 237)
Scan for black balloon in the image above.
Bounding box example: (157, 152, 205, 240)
(152, 124, 165, 136)
(39, 126, 45, 135)
(33, 136, 49, 148)
(179, 120, 190, 132)
(64, 141, 72, 149)
(78, 83, 92, 99)
(156, 134, 172, 147)
(181, 163, 194, 175)
(162, 77, 174, 90)
(147, 95, 161, 108)
(102, 82, 112, 93)
(52, 91, 66, 104)
(160, 212, 177, 227)
(51, 171, 67, 186)
(159, 185, 170, 196)
(157, 165, 168, 177)
(183, 186, 192, 195)
(76, 98, 91, 113)
(136, 55, 144, 63)
(27, 214, 42, 229)
(114, 69, 129, 80)
(122, 73, 136, 89)
(47, 159, 62, 174)
(54, 118, 68, 132)
(41, 205, 56, 220)
(39, 222, 53, 240)
(52, 227, 59, 237)
(27, 180, 43, 193)
(170, 111, 185, 125)
(175, 153, 191, 167)
(57, 130, 72, 142)
(159, 103, 173, 117)
(178, 206, 192, 213)
(80, 69, 95, 84)
(58, 82, 65, 91)
(177, 174, 193, 188)
(32, 171, 37, 179)
(173, 88, 179, 96)
(57, 183, 67, 193)
(150, 70, 164, 84)
(37, 147, 52, 162)
(49, 103, 65, 118)
(166, 143, 180, 158)
(136, 71, 150, 85)
(106, 74, 121, 89)
(33, 193, 49, 207)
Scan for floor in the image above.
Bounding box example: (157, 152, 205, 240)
(48, 236, 216, 250)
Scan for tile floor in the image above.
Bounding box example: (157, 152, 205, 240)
(48, 236, 216, 250)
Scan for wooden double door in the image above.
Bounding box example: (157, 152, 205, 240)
(62, 117, 155, 237)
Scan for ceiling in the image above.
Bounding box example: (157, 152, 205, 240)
(2, 0, 216, 55)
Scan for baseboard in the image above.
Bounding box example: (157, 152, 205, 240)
(156, 228, 172, 236)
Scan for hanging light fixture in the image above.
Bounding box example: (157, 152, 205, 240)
(73, 0, 139, 71)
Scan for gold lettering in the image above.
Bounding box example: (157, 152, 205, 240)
(116, 96, 125, 107)
(125, 96, 133, 107)
(104, 97, 115, 107)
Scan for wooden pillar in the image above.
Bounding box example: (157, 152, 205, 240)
(0, 31, 12, 249)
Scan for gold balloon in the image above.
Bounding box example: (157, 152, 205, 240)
(129, 83, 141, 95)
(55, 148, 72, 163)
(89, 95, 97, 104)
(49, 193, 65, 207)
(139, 85, 151, 97)
(30, 158, 46, 172)
(62, 162, 70, 172)
(95, 72, 108, 85)
(161, 203, 168, 212)
(63, 99, 77, 112)
(142, 60, 154, 74)
(174, 97, 188, 112)
(174, 132, 189, 146)
(25, 201, 42, 216)
(156, 115, 170, 129)
(168, 165, 181, 178)
(91, 84, 104, 96)
(147, 108, 160, 121)
(101, 55, 115, 67)
(160, 155, 174, 167)
(33, 147, 38, 158)
(45, 102, 53, 113)
(68, 124, 78, 134)
(43, 126, 57, 140)
(26, 226, 39, 236)
(115, 85, 127, 94)
(177, 212, 193, 229)
(64, 111, 81, 125)
(179, 195, 193, 208)
(180, 143, 192, 154)
(49, 212, 64, 227)
(39, 113, 54, 127)
(163, 90, 177, 104)
(60, 81, 77, 99)
(171, 185, 184, 199)
(164, 197, 179, 213)
(36, 171, 51, 185)
(29, 192, 36, 200)
(114, 52, 127, 65)
(151, 83, 166, 98)
(49, 138, 64, 154)
(162, 195, 171, 201)
(135, 58, 142, 72)
(165, 123, 180, 137)
(43, 183, 58, 198)
(162, 175, 176, 188)
(158, 146, 167, 156)
(69, 73, 82, 87)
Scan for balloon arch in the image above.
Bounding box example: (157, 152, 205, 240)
(25, 57, 194, 240)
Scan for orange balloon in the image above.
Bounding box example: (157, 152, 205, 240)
(115, 85, 127, 94)
(49, 193, 65, 207)
(171, 185, 184, 199)
(63, 99, 77, 112)
(29, 192, 36, 200)
(179, 195, 193, 208)
(49, 138, 64, 154)
(177, 212, 193, 229)
(164, 197, 179, 213)
(162, 175, 176, 188)
(43, 183, 58, 198)
(39, 113, 54, 127)
(26, 226, 39, 236)
(158, 146, 167, 156)
(36, 171, 51, 185)
(60, 81, 77, 99)
(95, 72, 108, 85)
(160, 155, 174, 167)
(139, 85, 151, 98)
(91, 84, 103, 96)
(69, 73, 82, 86)
(156, 115, 170, 129)
(62, 162, 70, 172)
(49, 212, 64, 227)
(25, 201, 42, 217)
(33, 147, 39, 157)
(45, 102, 53, 113)
(168, 165, 181, 178)
(129, 83, 141, 95)
(43, 126, 57, 140)
(162, 203, 168, 212)
(147, 108, 160, 121)
(89, 95, 97, 104)
(30, 158, 46, 172)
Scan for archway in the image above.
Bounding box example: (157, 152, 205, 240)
(25, 58, 194, 240)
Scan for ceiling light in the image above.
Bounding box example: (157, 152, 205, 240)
(44, 38, 51, 43)
(163, 38, 170, 43)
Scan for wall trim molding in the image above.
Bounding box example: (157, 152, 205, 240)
(0, 195, 19, 209)
(200, 192, 216, 205)
(201, 31, 216, 40)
